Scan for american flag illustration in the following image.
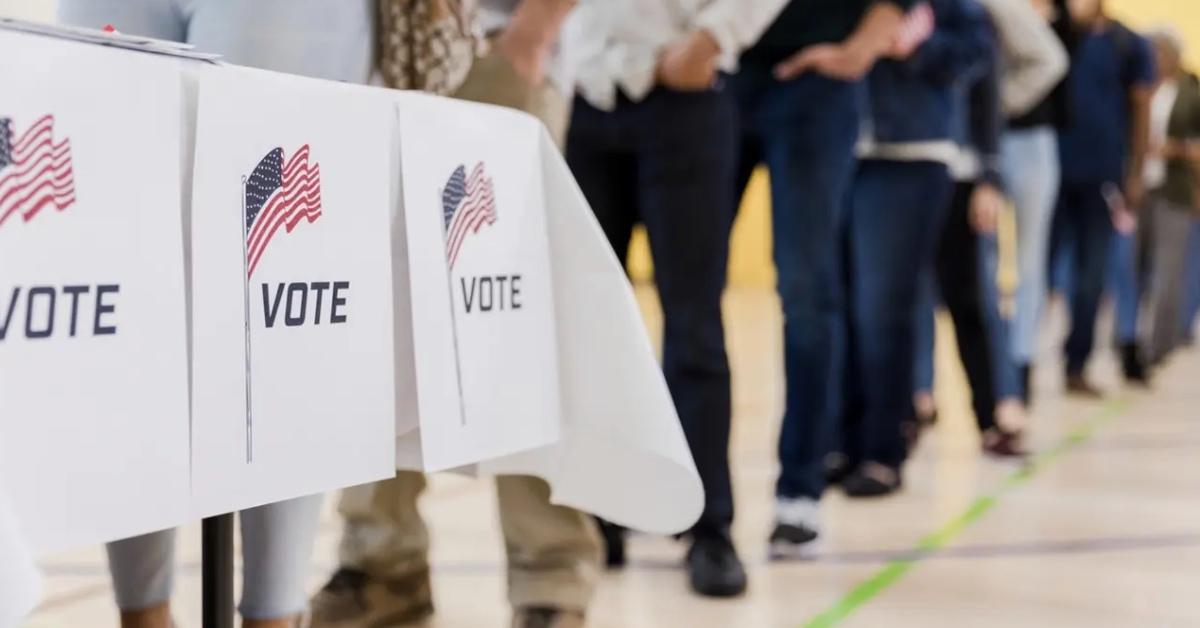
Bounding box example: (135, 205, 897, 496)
(0, 115, 76, 230)
(244, 145, 322, 278)
(441, 162, 497, 269)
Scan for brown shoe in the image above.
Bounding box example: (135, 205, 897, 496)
(981, 428, 1029, 459)
(309, 568, 433, 628)
(1065, 373, 1104, 399)
(511, 607, 585, 628)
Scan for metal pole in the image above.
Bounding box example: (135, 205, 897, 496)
(201, 514, 236, 628)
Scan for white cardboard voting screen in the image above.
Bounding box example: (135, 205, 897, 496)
(0, 492, 40, 628)
(395, 93, 561, 472)
(188, 66, 398, 517)
(479, 132, 704, 534)
(1, 27, 705, 627)
(0, 30, 192, 553)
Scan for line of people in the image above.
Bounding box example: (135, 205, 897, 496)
(53, 0, 1200, 627)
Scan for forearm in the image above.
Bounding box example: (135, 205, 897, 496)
(506, 0, 577, 54)
(693, 0, 789, 60)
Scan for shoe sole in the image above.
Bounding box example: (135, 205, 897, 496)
(768, 537, 821, 561)
(363, 602, 434, 628)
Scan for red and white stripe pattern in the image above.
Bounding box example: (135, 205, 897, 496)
(246, 144, 322, 278)
(445, 162, 496, 269)
(0, 115, 76, 229)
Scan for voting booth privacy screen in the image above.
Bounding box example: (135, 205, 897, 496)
(0, 22, 703, 625)
(0, 33, 192, 554)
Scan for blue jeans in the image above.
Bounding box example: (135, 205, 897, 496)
(567, 87, 736, 538)
(1001, 128, 1060, 366)
(1109, 230, 1145, 345)
(1185, 220, 1200, 340)
(58, 0, 370, 618)
(844, 160, 953, 469)
(732, 69, 862, 500)
(1052, 182, 1116, 374)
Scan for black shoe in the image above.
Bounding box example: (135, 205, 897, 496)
(842, 462, 902, 498)
(595, 517, 626, 568)
(686, 535, 747, 598)
(824, 452, 852, 486)
(1120, 342, 1150, 385)
(1018, 363, 1032, 407)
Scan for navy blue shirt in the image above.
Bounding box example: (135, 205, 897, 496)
(741, 0, 917, 68)
(1058, 24, 1156, 185)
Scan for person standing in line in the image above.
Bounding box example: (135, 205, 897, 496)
(997, 0, 1076, 406)
(1142, 29, 1200, 365)
(1051, 0, 1155, 397)
(910, 0, 1066, 452)
(729, 0, 915, 560)
(837, 0, 993, 498)
(56, 2, 377, 626)
(562, 0, 786, 597)
(309, 3, 607, 628)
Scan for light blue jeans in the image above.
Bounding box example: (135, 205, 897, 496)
(58, 0, 373, 618)
(105, 497, 323, 619)
(1001, 127, 1060, 365)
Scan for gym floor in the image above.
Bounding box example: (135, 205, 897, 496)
(25, 286, 1200, 628)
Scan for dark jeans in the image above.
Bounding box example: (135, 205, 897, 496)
(732, 69, 863, 500)
(931, 181, 1009, 432)
(843, 160, 953, 469)
(566, 88, 736, 538)
(1052, 182, 1116, 374)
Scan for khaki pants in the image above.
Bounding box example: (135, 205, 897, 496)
(336, 48, 600, 612)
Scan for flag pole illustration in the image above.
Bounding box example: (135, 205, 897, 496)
(242, 145, 322, 463)
(440, 196, 468, 428)
(241, 176, 254, 463)
(441, 163, 498, 427)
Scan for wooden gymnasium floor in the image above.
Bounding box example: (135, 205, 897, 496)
(25, 286, 1200, 628)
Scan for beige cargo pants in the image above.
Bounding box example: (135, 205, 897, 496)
(335, 48, 600, 612)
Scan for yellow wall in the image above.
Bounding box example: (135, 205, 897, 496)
(628, 0, 1200, 288)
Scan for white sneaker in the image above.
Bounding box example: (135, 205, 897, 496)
(768, 497, 821, 560)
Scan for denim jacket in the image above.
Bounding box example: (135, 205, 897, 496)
(865, 0, 994, 145)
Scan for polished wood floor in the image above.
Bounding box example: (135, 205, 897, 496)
(25, 287, 1200, 628)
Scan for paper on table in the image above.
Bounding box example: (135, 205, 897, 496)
(478, 130, 704, 535)
(0, 492, 41, 628)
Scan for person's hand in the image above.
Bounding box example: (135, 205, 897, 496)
(493, 27, 548, 87)
(657, 29, 721, 91)
(1123, 173, 1146, 211)
(970, 183, 1004, 234)
(884, 2, 935, 60)
(774, 42, 876, 81)
(1102, 182, 1138, 234)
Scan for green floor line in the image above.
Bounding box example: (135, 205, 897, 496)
(803, 399, 1130, 628)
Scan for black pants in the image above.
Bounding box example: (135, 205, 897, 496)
(566, 88, 736, 538)
(935, 182, 1001, 432)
